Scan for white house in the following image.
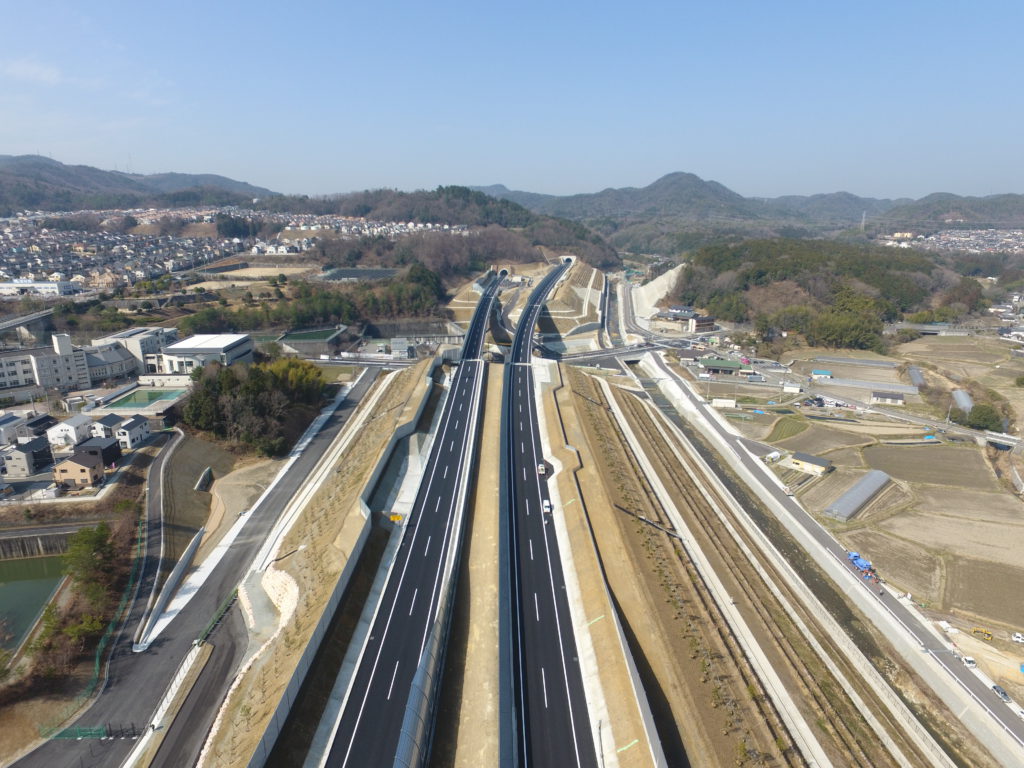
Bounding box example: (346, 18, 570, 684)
(45, 413, 94, 448)
(116, 415, 151, 451)
(91, 413, 124, 439)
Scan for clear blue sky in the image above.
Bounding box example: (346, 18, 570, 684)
(3, 0, 1021, 199)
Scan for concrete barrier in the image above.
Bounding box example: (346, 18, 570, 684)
(133, 527, 205, 652)
(245, 359, 444, 768)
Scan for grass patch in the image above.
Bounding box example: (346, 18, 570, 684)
(766, 415, 808, 443)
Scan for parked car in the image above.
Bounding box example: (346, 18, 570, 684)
(1011, 632, 1024, 643)
(993, 685, 1012, 704)
(962, 656, 977, 668)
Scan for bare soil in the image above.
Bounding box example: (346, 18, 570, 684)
(946, 558, 1024, 629)
(163, 434, 239, 565)
(863, 444, 999, 490)
(844, 529, 946, 605)
(775, 423, 866, 454)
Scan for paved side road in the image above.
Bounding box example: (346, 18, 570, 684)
(15, 370, 379, 768)
(645, 352, 1024, 765)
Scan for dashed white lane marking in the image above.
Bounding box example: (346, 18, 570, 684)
(541, 667, 549, 708)
(520, 442, 524, 453)
(534, 592, 540, 621)
(409, 588, 418, 616)
(443, 464, 449, 479)
(386, 661, 400, 700)
(529, 538, 534, 560)
(424, 535, 431, 555)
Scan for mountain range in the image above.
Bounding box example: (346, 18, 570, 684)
(472, 173, 1024, 253)
(0, 155, 273, 215)
(476, 174, 1024, 225)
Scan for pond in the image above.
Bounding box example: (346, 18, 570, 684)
(0, 556, 65, 650)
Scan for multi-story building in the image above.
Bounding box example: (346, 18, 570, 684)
(30, 334, 91, 390)
(91, 327, 178, 373)
(155, 334, 253, 374)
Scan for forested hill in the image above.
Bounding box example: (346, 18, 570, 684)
(265, 186, 620, 268)
(880, 192, 1024, 227)
(472, 173, 905, 226)
(669, 238, 984, 350)
(0, 155, 270, 215)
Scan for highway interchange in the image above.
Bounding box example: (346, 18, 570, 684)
(12, 263, 1024, 767)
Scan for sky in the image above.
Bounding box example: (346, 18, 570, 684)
(2, 0, 1022, 200)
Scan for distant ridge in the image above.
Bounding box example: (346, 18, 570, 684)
(0, 154, 274, 215)
(471, 172, 908, 226)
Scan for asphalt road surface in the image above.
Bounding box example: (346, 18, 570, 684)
(320, 278, 498, 767)
(16, 369, 380, 768)
(506, 261, 597, 767)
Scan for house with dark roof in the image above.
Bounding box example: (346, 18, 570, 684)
(15, 413, 57, 440)
(116, 415, 151, 451)
(790, 452, 833, 476)
(870, 391, 905, 406)
(4, 436, 52, 478)
(91, 413, 124, 439)
(77, 436, 122, 467)
(53, 451, 104, 489)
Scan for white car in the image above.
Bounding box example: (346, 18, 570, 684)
(537, 463, 546, 475)
(962, 656, 977, 668)
(1012, 632, 1024, 644)
(542, 500, 552, 514)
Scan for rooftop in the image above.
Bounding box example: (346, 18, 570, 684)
(164, 334, 249, 353)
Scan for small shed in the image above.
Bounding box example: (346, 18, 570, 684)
(790, 452, 833, 476)
(824, 470, 891, 521)
(811, 370, 833, 380)
(871, 391, 905, 406)
(700, 357, 743, 375)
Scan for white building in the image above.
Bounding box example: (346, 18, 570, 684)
(116, 415, 151, 450)
(0, 280, 80, 297)
(155, 334, 254, 374)
(92, 327, 179, 373)
(45, 413, 94, 448)
(26, 334, 91, 391)
(91, 413, 124, 439)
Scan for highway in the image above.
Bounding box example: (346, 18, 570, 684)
(15, 369, 380, 768)
(319, 276, 499, 767)
(504, 261, 597, 767)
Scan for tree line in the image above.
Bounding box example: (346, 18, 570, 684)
(181, 358, 326, 456)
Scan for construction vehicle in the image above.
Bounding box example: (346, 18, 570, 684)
(972, 627, 993, 641)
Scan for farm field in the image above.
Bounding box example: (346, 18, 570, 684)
(794, 362, 905, 384)
(863, 444, 999, 490)
(775, 422, 865, 454)
(946, 558, 1024, 629)
(914, 487, 1024, 523)
(843, 528, 945, 603)
(880, 513, 1024, 570)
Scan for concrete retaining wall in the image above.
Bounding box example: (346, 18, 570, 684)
(247, 358, 443, 768)
(0, 532, 69, 559)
